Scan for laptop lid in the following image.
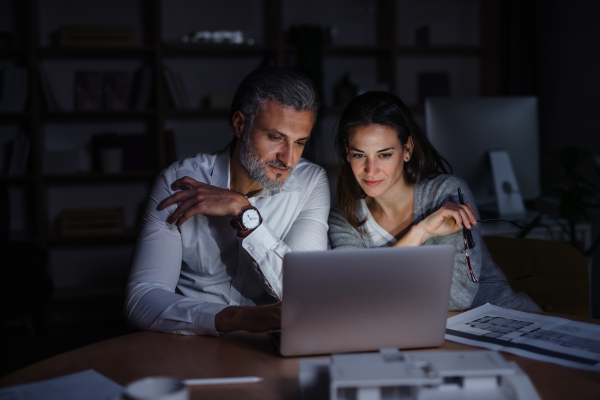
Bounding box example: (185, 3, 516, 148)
(280, 245, 455, 357)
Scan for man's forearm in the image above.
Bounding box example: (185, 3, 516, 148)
(214, 303, 281, 333)
(214, 306, 242, 332)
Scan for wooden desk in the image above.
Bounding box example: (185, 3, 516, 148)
(1, 312, 599, 400)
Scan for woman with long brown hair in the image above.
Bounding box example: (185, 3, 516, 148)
(328, 91, 539, 311)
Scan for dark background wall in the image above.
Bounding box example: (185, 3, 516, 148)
(537, 0, 600, 155)
(535, 0, 600, 316)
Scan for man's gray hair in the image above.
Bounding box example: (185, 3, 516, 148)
(228, 67, 320, 129)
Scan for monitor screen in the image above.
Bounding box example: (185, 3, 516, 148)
(425, 97, 539, 206)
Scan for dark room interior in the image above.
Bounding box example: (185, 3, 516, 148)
(1, 0, 600, 397)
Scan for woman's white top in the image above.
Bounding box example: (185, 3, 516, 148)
(358, 199, 398, 247)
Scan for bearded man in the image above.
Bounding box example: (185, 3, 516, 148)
(124, 67, 329, 335)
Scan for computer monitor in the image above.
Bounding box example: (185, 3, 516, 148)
(425, 97, 540, 208)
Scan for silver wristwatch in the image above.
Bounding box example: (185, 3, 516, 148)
(230, 206, 262, 232)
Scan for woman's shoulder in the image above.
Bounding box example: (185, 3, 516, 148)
(328, 203, 365, 227)
(415, 174, 468, 201)
(328, 205, 372, 248)
(414, 174, 476, 218)
(328, 205, 345, 223)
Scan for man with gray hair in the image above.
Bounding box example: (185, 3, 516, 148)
(125, 67, 329, 335)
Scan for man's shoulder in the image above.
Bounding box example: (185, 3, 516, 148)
(290, 158, 327, 186)
(294, 157, 326, 175)
(285, 158, 329, 197)
(159, 152, 217, 183)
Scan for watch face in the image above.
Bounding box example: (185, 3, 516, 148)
(242, 208, 260, 230)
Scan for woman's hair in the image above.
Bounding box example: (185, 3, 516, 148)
(334, 91, 452, 232)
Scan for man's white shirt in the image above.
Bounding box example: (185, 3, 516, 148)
(125, 143, 330, 336)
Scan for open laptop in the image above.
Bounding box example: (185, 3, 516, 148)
(275, 245, 455, 357)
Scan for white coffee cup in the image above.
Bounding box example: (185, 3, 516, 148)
(123, 377, 189, 400)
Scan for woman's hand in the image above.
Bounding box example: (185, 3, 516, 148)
(417, 201, 477, 241)
(392, 201, 477, 248)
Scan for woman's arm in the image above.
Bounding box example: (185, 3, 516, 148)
(328, 207, 371, 249)
(393, 201, 477, 247)
(413, 175, 482, 310)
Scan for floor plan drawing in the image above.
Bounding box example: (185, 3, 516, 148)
(466, 316, 600, 354)
(445, 303, 600, 372)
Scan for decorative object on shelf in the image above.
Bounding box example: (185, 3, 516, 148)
(58, 208, 125, 237)
(74, 70, 102, 111)
(414, 26, 430, 46)
(334, 73, 357, 108)
(5, 134, 30, 176)
(418, 72, 450, 108)
(0, 68, 28, 112)
(103, 71, 131, 111)
(181, 30, 254, 45)
(91, 133, 123, 173)
(39, 67, 62, 111)
(58, 25, 136, 47)
(163, 66, 191, 110)
(521, 146, 600, 257)
(131, 66, 153, 110)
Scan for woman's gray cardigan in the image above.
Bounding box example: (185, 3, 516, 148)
(328, 174, 540, 311)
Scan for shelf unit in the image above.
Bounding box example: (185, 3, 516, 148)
(1, 0, 507, 289)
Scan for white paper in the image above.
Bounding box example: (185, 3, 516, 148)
(0, 369, 123, 400)
(445, 303, 600, 372)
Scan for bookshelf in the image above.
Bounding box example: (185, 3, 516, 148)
(1, 0, 508, 294)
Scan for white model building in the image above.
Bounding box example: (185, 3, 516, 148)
(299, 349, 540, 400)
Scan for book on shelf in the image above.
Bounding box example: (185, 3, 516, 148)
(74, 70, 103, 111)
(103, 71, 131, 111)
(39, 67, 62, 111)
(0, 68, 28, 112)
(163, 67, 190, 110)
(132, 66, 153, 110)
(58, 25, 136, 47)
(6, 134, 30, 176)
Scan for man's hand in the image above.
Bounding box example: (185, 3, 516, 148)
(417, 201, 477, 241)
(215, 303, 281, 333)
(157, 176, 251, 226)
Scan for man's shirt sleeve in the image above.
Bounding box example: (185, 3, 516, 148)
(124, 172, 228, 336)
(241, 167, 330, 299)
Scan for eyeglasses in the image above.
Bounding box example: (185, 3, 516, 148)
(462, 220, 533, 283)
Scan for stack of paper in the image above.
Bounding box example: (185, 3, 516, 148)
(0, 369, 123, 400)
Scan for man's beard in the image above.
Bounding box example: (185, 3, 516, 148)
(239, 132, 294, 191)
